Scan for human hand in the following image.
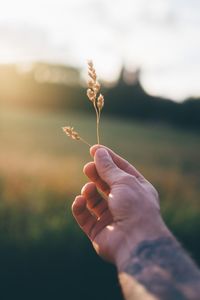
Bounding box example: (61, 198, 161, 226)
(72, 145, 171, 269)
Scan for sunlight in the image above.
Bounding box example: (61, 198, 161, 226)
(0, 0, 200, 100)
(107, 225, 114, 231)
(0, 46, 19, 63)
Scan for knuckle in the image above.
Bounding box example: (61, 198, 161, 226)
(153, 188, 159, 201)
(102, 160, 114, 173)
(117, 173, 137, 186)
(149, 183, 159, 199)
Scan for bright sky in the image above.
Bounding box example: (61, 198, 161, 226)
(0, 0, 200, 101)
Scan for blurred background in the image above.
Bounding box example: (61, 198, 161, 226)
(0, 0, 200, 299)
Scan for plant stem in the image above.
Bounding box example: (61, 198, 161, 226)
(97, 111, 101, 145)
(97, 116, 100, 144)
(94, 103, 100, 144)
(79, 137, 92, 147)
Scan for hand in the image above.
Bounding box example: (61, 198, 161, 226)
(72, 145, 171, 268)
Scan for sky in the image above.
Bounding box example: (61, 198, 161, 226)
(0, 0, 200, 101)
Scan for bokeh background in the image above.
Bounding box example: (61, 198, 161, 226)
(0, 1, 200, 299)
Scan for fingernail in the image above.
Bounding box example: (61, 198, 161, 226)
(90, 144, 101, 157)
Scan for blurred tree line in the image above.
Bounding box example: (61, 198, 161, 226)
(0, 63, 199, 129)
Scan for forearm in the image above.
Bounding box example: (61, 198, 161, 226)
(117, 235, 200, 300)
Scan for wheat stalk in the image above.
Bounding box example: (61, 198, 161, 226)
(87, 60, 104, 144)
(62, 60, 104, 147)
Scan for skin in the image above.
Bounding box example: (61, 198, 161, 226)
(71, 145, 200, 300)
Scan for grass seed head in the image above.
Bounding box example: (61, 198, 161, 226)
(87, 60, 93, 68)
(87, 89, 95, 103)
(88, 70, 97, 81)
(97, 94, 104, 111)
(94, 82, 100, 93)
(63, 60, 105, 147)
(88, 80, 94, 89)
(87, 60, 105, 144)
(62, 126, 80, 140)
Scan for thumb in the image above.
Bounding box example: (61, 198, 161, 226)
(94, 148, 126, 186)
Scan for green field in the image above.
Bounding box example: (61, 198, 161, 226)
(1, 106, 200, 299)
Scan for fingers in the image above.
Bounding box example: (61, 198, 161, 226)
(72, 183, 113, 240)
(72, 195, 97, 239)
(94, 148, 127, 186)
(83, 162, 110, 195)
(81, 182, 108, 217)
(90, 144, 145, 180)
(84, 145, 145, 194)
(81, 182, 113, 239)
(89, 209, 112, 240)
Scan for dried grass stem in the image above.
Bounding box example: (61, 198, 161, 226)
(62, 60, 105, 147)
(87, 60, 104, 144)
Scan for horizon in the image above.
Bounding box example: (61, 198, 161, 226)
(0, 0, 200, 102)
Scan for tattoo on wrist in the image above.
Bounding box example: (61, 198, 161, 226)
(122, 237, 200, 300)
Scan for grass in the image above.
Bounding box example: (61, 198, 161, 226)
(1, 106, 200, 299)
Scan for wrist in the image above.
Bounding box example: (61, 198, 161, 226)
(115, 218, 172, 271)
